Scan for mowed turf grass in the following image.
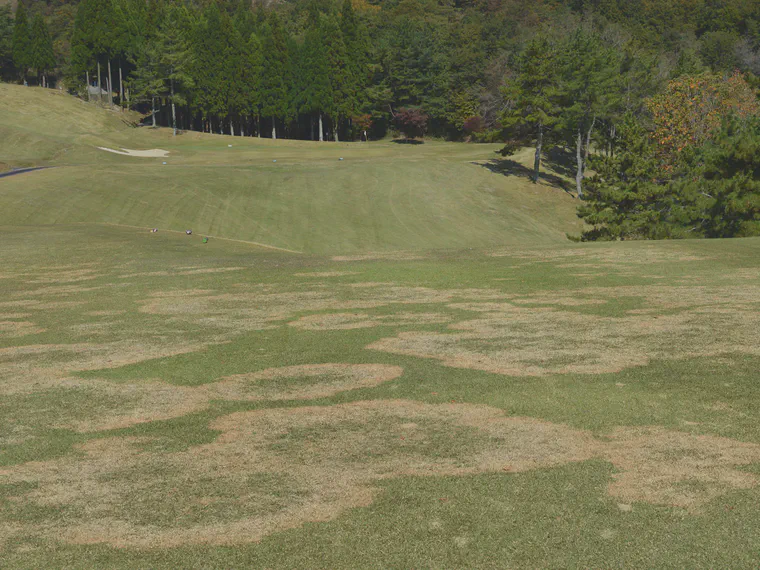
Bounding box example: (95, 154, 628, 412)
(0, 84, 579, 252)
(2, 85, 760, 568)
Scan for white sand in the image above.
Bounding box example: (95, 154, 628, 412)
(97, 147, 169, 158)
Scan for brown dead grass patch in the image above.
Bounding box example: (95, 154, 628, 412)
(332, 252, 426, 262)
(204, 363, 404, 401)
(489, 247, 712, 265)
(26, 269, 102, 284)
(371, 284, 760, 376)
(21, 285, 104, 297)
(85, 310, 127, 317)
(289, 312, 450, 331)
(4, 400, 759, 548)
(0, 340, 215, 396)
(138, 286, 506, 336)
(0, 321, 46, 337)
(603, 427, 760, 509)
(294, 271, 359, 278)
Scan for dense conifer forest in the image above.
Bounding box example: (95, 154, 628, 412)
(2, 0, 759, 239)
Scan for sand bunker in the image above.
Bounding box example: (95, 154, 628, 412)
(3, 400, 759, 548)
(97, 147, 169, 158)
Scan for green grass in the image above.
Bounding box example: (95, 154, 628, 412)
(0, 83, 580, 253)
(1, 84, 760, 568)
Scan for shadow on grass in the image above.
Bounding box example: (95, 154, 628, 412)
(390, 138, 425, 145)
(476, 159, 575, 197)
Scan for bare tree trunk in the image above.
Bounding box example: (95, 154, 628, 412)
(271, 117, 276, 139)
(533, 122, 543, 184)
(97, 61, 102, 105)
(85, 71, 90, 101)
(151, 97, 156, 127)
(334, 117, 339, 142)
(575, 129, 584, 198)
(107, 59, 114, 108)
(171, 76, 177, 136)
(230, 119, 234, 136)
(319, 113, 324, 142)
(583, 116, 596, 175)
(119, 63, 123, 107)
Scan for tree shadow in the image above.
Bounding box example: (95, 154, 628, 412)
(390, 138, 425, 145)
(475, 158, 575, 196)
(544, 146, 576, 179)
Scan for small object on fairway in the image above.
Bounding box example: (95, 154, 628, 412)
(228, 144, 232, 148)
(273, 159, 277, 163)
(162, 161, 167, 165)
(150, 228, 158, 233)
(186, 229, 192, 235)
(202, 237, 208, 244)
(339, 157, 344, 161)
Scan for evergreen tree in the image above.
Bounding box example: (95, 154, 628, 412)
(297, 24, 331, 141)
(679, 116, 760, 238)
(260, 11, 289, 139)
(0, 5, 15, 81)
(12, 2, 31, 83)
(557, 30, 620, 197)
(578, 116, 672, 240)
(29, 14, 55, 87)
(319, 15, 349, 141)
(500, 35, 561, 183)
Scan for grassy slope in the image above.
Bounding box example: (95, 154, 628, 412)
(0, 84, 581, 253)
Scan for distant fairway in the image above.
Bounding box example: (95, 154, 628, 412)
(0, 83, 580, 253)
(2, 85, 760, 568)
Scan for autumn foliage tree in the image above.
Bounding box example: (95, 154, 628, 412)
(647, 72, 760, 169)
(394, 107, 429, 139)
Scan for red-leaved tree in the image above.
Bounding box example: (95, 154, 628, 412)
(395, 107, 429, 139)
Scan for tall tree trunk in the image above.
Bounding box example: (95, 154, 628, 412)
(272, 117, 276, 139)
(171, 76, 177, 136)
(119, 63, 123, 107)
(311, 117, 315, 141)
(319, 113, 324, 142)
(230, 120, 234, 136)
(86, 71, 90, 101)
(533, 122, 543, 184)
(151, 97, 156, 127)
(107, 59, 113, 108)
(97, 61, 102, 105)
(575, 129, 584, 198)
(583, 116, 596, 176)
(42, 74, 46, 88)
(334, 117, 339, 142)
(257, 114, 261, 138)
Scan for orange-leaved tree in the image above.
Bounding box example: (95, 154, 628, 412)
(647, 71, 759, 169)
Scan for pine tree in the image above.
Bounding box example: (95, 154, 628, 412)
(12, 2, 31, 83)
(557, 30, 620, 197)
(578, 116, 670, 240)
(29, 14, 55, 87)
(500, 36, 561, 183)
